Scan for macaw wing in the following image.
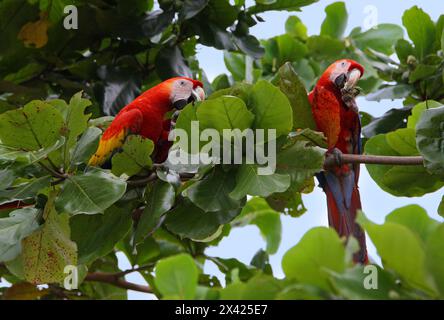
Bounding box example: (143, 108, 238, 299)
(310, 86, 341, 149)
(88, 108, 143, 166)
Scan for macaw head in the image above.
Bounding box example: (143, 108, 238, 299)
(318, 59, 364, 92)
(166, 77, 205, 110)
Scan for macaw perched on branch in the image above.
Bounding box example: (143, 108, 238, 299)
(89, 77, 205, 166)
(308, 59, 368, 264)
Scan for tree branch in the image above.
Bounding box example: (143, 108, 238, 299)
(324, 152, 424, 168)
(85, 272, 152, 294)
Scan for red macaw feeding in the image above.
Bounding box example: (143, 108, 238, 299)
(308, 59, 368, 264)
(89, 77, 205, 166)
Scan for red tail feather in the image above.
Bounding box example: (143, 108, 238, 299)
(325, 183, 368, 264)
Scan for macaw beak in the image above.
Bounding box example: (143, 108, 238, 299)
(344, 68, 362, 91)
(334, 68, 362, 90)
(172, 86, 205, 110)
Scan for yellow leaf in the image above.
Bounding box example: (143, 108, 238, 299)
(18, 13, 49, 49)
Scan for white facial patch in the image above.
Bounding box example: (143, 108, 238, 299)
(171, 79, 194, 103)
(329, 60, 351, 83)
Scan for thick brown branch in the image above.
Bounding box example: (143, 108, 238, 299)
(85, 272, 152, 294)
(324, 152, 424, 168)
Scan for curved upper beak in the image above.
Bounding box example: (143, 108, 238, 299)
(344, 68, 362, 91)
(172, 86, 205, 110)
(334, 68, 362, 90)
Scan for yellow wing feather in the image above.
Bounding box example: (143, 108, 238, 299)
(88, 129, 126, 166)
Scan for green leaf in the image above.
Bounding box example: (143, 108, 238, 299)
(385, 128, 418, 155)
(385, 205, 439, 243)
(70, 127, 101, 166)
(196, 96, 254, 133)
(3, 63, 44, 84)
(272, 62, 316, 130)
(362, 107, 412, 138)
(416, 105, 444, 176)
(224, 52, 246, 82)
(266, 189, 307, 217)
(233, 198, 282, 254)
(155, 253, 198, 299)
(165, 199, 241, 241)
(211, 74, 230, 91)
(0, 176, 51, 206)
(409, 64, 439, 83)
(366, 84, 412, 101)
(351, 24, 404, 55)
(220, 274, 285, 299)
(285, 16, 307, 40)
(134, 180, 175, 244)
(0, 100, 64, 151)
(179, 0, 209, 20)
(0, 138, 65, 165)
(249, 80, 293, 137)
(395, 39, 415, 63)
(282, 227, 345, 291)
(402, 6, 436, 59)
(0, 208, 40, 262)
(184, 166, 242, 212)
(38, 0, 71, 23)
(70, 205, 132, 265)
(155, 46, 192, 80)
(80, 253, 127, 299)
(307, 35, 345, 59)
(211, 256, 256, 283)
(365, 134, 444, 197)
(230, 164, 291, 200)
(276, 140, 325, 191)
(111, 135, 154, 177)
(248, 0, 319, 14)
(407, 100, 442, 129)
(357, 212, 437, 295)
(425, 225, 444, 297)
(288, 128, 327, 147)
(22, 192, 77, 284)
(320, 2, 347, 39)
(330, 265, 413, 300)
(275, 34, 308, 64)
(56, 169, 127, 215)
(52, 93, 92, 167)
(97, 66, 142, 116)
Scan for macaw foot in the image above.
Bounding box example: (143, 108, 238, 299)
(325, 147, 343, 168)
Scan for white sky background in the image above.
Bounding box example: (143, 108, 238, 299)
(131, 0, 444, 299)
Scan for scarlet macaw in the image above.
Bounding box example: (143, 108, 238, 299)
(308, 59, 368, 263)
(89, 77, 205, 166)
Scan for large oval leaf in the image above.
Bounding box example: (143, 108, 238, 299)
(56, 169, 127, 215)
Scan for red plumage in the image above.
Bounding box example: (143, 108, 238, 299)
(89, 77, 203, 166)
(309, 59, 368, 264)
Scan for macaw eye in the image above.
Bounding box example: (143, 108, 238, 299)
(179, 80, 186, 86)
(341, 61, 346, 67)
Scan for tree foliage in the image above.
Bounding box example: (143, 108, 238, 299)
(0, 1, 443, 300)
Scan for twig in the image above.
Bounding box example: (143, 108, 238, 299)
(113, 264, 155, 278)
(85, 272, 152, 294)
(126, 172, 158, 187)
(38, 162, 68, 179)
